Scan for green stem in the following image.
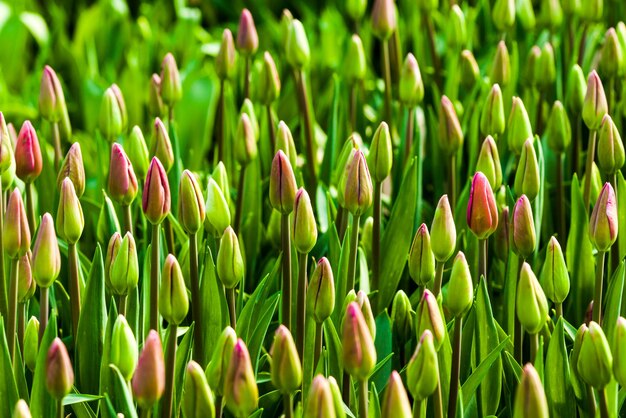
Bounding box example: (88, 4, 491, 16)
(7, 258, 18, 362)
(18, 302, 25, 357)
(404, 107, 415, 166)
(281, 214, 292, 330)
(583, 130, 597, 209)
(160, 323, 178, 418)
(413, 399, 424, 418)
(217, 79, 226, 163)
(336, 206, 347, 241)
(53, 121, 62, 172)
(244, 56, 251, 100)
(555, 302, 563, 319)
(448, 316, 463, 418)
(433, 380, 444, 418)
(556, 153, 566, 241)
(0, 174, 6, 322)
(530, 332, 539, 364)
(382, 40, 393, 129)
(163, 217, 175, 256)
(234, 165, 246, 234)
(39, 286, 49, 342)
(295, 69, 318, 193)
(515, 257, 524, 364)
(215, 396, 223, 418)
(141, 406, 151, 418)
(267, 105, 276, 151)
(350, 82, 358, 131)
(359, 380, 368, 418)
(599, 388, 610, 418)
(68, 243, 81, 342)
(478, 239, 487, 283)
(424, 15, 442, 89)
(296, 252, 308, 360)
(586, 385, 597, 418)
(535, 90, 544, 136)
(150, 224, 160, 332)
(119, 294, 127, 318)
(347, 215, 361, 293)
(372, 182, 382, 310)
(26, 182, 36, 237)
(57, 399, 64, 418)
(189, 232, 203, 362)
(313, 321, 322, 372)
(593, 251, 606, 324)
(123, 204, 133, 235)
(227, 287, 237, 329)
(283, 393, 293, 418)
(449, 154, 457, 213)
(433, 261, 444, 298)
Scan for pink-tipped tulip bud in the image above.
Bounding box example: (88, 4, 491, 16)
(597, 115, 625, 176)
(327, 376, 344, 418)
(612, 317, 626, 387)
(270, 325, 302, 394)
(142, 157, 171, 225)
(57, 142, 85, 197)
(408, 223, 436, 286)
(216, 29, 237, 81)
(57, 177, 84, 244)
(438, 96, 464, 155)
(178, 170, 205, 235)
(292, 188, 317, 254)
(99, 87, 124, 140)
(39, 65, 67, 123)
(32, 213, 61, 288)
(259, 51, 281, 105)
(539, 236, 570, 304)
(45, 338, 74, 400)
(235, 113, 257, 165)
(516, 262, 548, 334)
(582, 71, 608, 130)
(480, 84, 505, 137)
(467, 171, 499, 239)
(511, 195, 536, 258)
(160, 254, 189, 325)
(512, 364, 549, 418)
(237, 9, 259, 55)
(13, 399, 31, 418)
(415, 289, 445, 349)
(460, 50, 480, 88)
(105, 232, 139, 296)
(476, 136, 503, 190)
(108, 144, 138, 206)
(224, 339, 259, 417)
(307, 257, 335, 323)
(589, 182, 618, 252)
(431, 195, 456, 263)
(491, 41, 511, 87)
(600, 28, 623, 78)
(160, 53, 182, 106)
(127, 126, 150, 179)
(342, 302, 377, 381)
(217, 226, 244, 289)
(371, 0, 397, 40)
(447, 251, 473, 316)
(545, 101, 572, 153)
(0, 113, 14, 174)
(343, 150, 373, 216)
(368, 121, 393, 183)
(286, 19, 310, 69)
(269, 150, 297, 215)
(152, 117, 174, 172)
(206, 326, 237, 396)
(4, 189, 30, 259)
(381, 371, 412, 418)
(507, 97, 533, 155)
(148, 73, 164, 117)
(183, 361, 215, 418)
(356, 290, 376, 338)
(132, 330, 165, 408)
(399, 53, 424, 107)
(15, 121, 42, 183)
(110, 84, 128, 131)
(110, 314, 138, 381)
(578, 321, 613, 389)
(17, 251, 35, 303)
(204, 178, 231, 237)
(304, 376, 335, 418)
(407, 330, 440, 401)
(514, 139, 540, 201)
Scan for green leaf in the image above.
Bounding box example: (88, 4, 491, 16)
(199, 244, 227, 366)
(462, 337, 509, 410)
(604, 260, 625, 344)
(545, 318, 575, 418)
(63, 393, 104, 405)
(0, 317, 18, 418)
(371, 312, 392, 391)
(30, 312, 58, 418)
(246, 294, 279, 372)
(106, 365, 138, 417)
(323, 319, 343, 381)
(99, 300, 118, 412)
(174, 324, 195, 414)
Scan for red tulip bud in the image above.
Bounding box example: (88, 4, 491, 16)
(142, 157, 171, 225)
(15, 121, 42, 183)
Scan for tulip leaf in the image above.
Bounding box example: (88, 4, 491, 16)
(604, 260, 625, 344)
(332, 223, 351, 326)
(107, 365, 138, 418)
(174, 324, 194, 414)
(545, 318, 575, 418)
(323, 318, 343, 381)
(0, 317, 18, 418)
(247, 293, 280, 373)
(99, 299, 118, 414)
(199, 244, 227, 366)
(13, 339, 29, 402)
(63, 393, 104, 405)
(30, 312, 58, 418)
(371, 312, 392, 390)
(302, 315, 317, 401)
(462, 337, 509, 410)
(369, 382, 381, 418)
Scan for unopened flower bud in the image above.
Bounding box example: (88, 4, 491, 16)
(346, 0, 367, 21)
(110, 315, 138, 380)
(276, 121, 297, 169)
(514, 139, 540, 201)
(511, 195, 536, 258)
(148, 74, 164, 117)
(286, 20, 310, 69)
(237, 9, 258, 55)
(468, 171, 499, 239)
(17, 251, 35, 303)
(513, 364, 549, 418)
(204, 178, 231, 237)
(15, 121, 42, 183)
(517, 262, 548, 335)
(399, 53, 424, 107)
(24, 316, 39, 371)
(235, 113, 257, 165)
(32, 213, 61, 288)
(4, 189, 30, 259)
(269, 151, 297, 215)
(304, 376, 335, 418)
(507, 97, 533, 155)
(540, 0, 564, 30)
(539, 236, 570, 304)
(39, 65, 66, 123)
(600, 28, 622, 78)
(57, 177, 84, 244)
(382, 371, 412, 418)
(46, 338, 74, 399)
(127, 126, 150, 179)
(132, 330, 165, 408)
(536, 43, 556, 91)
(108, 144, 138, 206)
(408, 223, 436, 286)
(368, 123, 393, 186)
(160, 53, 182, 106)
(333, 135, 360, 197)
(476, 136, 502, 190)
(439, 96, 463, 155)
(447, 251, 473, 316)
(292, 188, 317, 253)
(106, 232, 139, 296)
(460, 50, 480, 88)
(517, 0, 536, 30)
(57, 142, 85, 197)
(183, 361, 215, 418)
(480, 85, 505, 138)
(270, 325, 302, 393)
(307, 257, 335, 323)
(217, 227, 244, 289)
(345, 35, 367, 84)
(578, 321, 613, 389)
(206, 326, 237, 396)
(545, 101, 572, 153)
(415, 289, 445, 349)
(491, 42, 511, 89)
(342, 302, 377, 381)
(160, 254, 189, 325)
(179, 170, 206, 235)
(431, 195, 456, 263)
(447, 5, 467, 49)
(142, 157, 171, 225)
(216, 29, 237, 81)
(407, 330, 439, 401)
(99, 87, 124, 140)
(589, 182, 618, 252)
(371, 0, 397, 40)
(582, 71, 608, 130)
(224, 339, 258, 417)
(566, 64, 586, 115)
(13, 399, 31, 418)
(597, 115, 625, 176)
(563, 0, 581, 16)
(612, 317, 626, 387)
(525, 46, 542, 87)
(0, 113, 14, 174)
(259, 51, 281, 104)
(391, 290, 414, 345)
(343, 150, 373, 216)
(492, 0, 515, 31)
(152, 118, 174, 172)
(357, 290, 376, 339)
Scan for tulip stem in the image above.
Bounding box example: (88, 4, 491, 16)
(7, 257, 18, 362)
(56, 399, 64, 418)
(599, 389, 610, 418)
(122, 204, 133, 235)
(189, 232, 203, 361)
(433, 380, 444, 418)
(244, 56, 251, 100)
(296, 252, 308, 360)
(478, 238, 488, 283)
(227, 287, 237, 329)
(347, 215, 361, 294)
(583, 130, 597, 209)
(448, 316, 463, 418)
(39, 286, 49, 342)
(68, 243, 81, 343)
(141, 407, 151, 418)
(555, 302, 563, 318)
(18, 302, 25, 356)
(217, 79, 226, 163)
(412, 399, 424, 418)
(163, 217, 175, 256)
(350, 82, 358, 131)
(281, 213, 292, 330)
(215, 396, 223, 418)
(52, 121, 62, 172)
(404, 106, 415, 165)
(424, 14, 441, 89)
(161, 323, 177, 418)
(150, 224, 160, 332)
(433, 261, 444, 298)
(267, 105, 276, 150)
(592, 251, 606, 324)
(336, 206, 347, 241)
(530, 332, 539, 363)
(295, 69, 317, 193)
(556, 153, 566, 241)
(382, 39, 393, 129)
(0, 175, 6, 322)
(359, 379, 368, 418)
(25, 182, 36, 236)
(234, 166, 246, 234)
(449, 155, 457, 212)
(119, 295, 127, 317)
(313, 321, 322, 371)
(372, 181, 382, 310)
(283, 393, 293, 418)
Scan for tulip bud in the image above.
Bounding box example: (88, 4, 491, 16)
(217, 227, 244, 289)
(24, 316, 39, 371)
(108, 144, 138, 206)
(589, 182, 618, 252)
(99, 88, 123, 140)
(13, 399, 31, 418)
(407, 330, 439, 401)
(17, 251, 35, 303)
(343, 149, 374, 217)
(545, 101, 572, 153)
(511, 195, 536, 258)
(127, 126, 150, 179)
(45, 338, 74, 399)
(539, 236, 570, 304)
(152, 118, 174, 173)
(39, 65, 66, 123)
(106, 232, 139, 296)
(160, 254, 189, 325)
(524, 46, 542, 87)
(236, 9, 258, 55)
(15, 121, 42, 183)
(447, 5, 467, 49)
(513, 364, 549, 418)
(517, 0, 536, 30)
(467, 171, 499, 239)
(439, 96, 464, 155)
(269, 151, 297, 215)
(259, 51, 281, 105)
(183, 361, 215, 418)
(600, 28, 622, 79)
(368, 122, 393, 183)
(292, 188, 317, 254)
(160, 53, 182, 106)
(342, 302, 376, 381)
(447, 251, 474, 316)
(307, 257, 335, 323)
(381, 371, 412, 418)
(4, 189, 30, 259)
(345, 35, 367, 85)
(286, 20, 310, 69)
(234, 113, 257, 166)
(206, 326, 237, 396)
(371, 0, 397, 40)
(57, 177, 84, 244)
(580, 0, 602, 21)
(346, 0, 367, 21)
(597, 115, 625, 176)
(431, 195, 456, 263)
(56, 143, 85, 198)
(110, 315, 138, 381)
(276, 121, 297, 169)
(540, 0, 564, 30)
(216, 29, 237, 81)
(492, 0, 515, 31)
(516, 262, 548, 334)
(612, 317, 626, 387)
(507, 97, 533, 155)
(536, 43, 556, 91)
(492, 204, 510, 261)
(356, 290, 376, 339)
(204, 178, 231, 237)
(0, 113, 14, 174)
(408, 223, 436, 286)
(586, 162, 604, 205)
(475, 136, 502, 190)
(132, 330, 165, 408)
(391, 290, 414, 345)
(212, 162, 231, 201)
(148, 74, 164, 117)
(142, 157, 171, 225)
(270, 325, 302, 393)
(224, 339, 258, 417)
(460, 50, 480, 88)
(333, 135, 360, 196)
(578, 321, 613, 389)
(399, 53, 424, 107)
(514, 139, 541, 201)
(491, 41, 511, 87)
(97, 192, 121, 244)
(415, 289, 445, 349)
(304, 376, 335, 418)
(566, 64, 586, 115)
(178, 170, 206, 235)
(32, 213, 61, 288)
(480, 85, 505, 138)
(583, 71, 608, 130)
(240, 101, 259, 140)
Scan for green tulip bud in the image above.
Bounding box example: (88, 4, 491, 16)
(514, 139, 541, 201)
(345, 34, 367, 85)
(17, 251, 35, 303)
(206, 326, 237, 396)
(216, 29, 237, 81)
(408, 223, 436, 286)
(106, 232, 139, 296)
(447, 5, 467, 49)
(537, 43, 557, 91)
(148, 74, 164, 118)
(597, 115, 625, 176)
(583, 71, 608, 130)
(304, 376, 335, 418)
(415, 289, 445, 349)
(212, 162, 231, 201)
(617, 23, 626, 74)
(240, 99, 259, 141)
(467, 171, 499, 239)
(343, 150, 373, 216)
(545, 101, 572, 153)
(15, 121, 43, 184)
(307, 257, 335, 323)
(179, 170, 206, 235)
(142, 157, 171, 225)
(399, 53, 424, 107)
(46, 338, 74, 399)
(160, 254, 189, 325)
(476, 136, 502, 190)
(217, 226, 244, 289)
(99, 87, 124, 140)
(525, 46, 542, 87)
(612, 317, 626, 387)
(460, 50, 480, 88)
(342, 302, 376, 381)
(580, 0, 603, 22)
(563, 0, 581, 16)
(511, 195, 536, 258)
(491, 41, 511, 88)
(236, 9, 258, 55)
(24, 316, 39, 371)
(224, 339, 258, 417)
(57, 143, 85, 198)
(0, 113, 14, 174)
(391, 290, 414, 345)
(328, 376, 346, 418)
(110, 84, 128, 132)
(270, 150, 297, 215)
(586, 162, 604, 205)
(127, 126, 150, 180)
(346, 0, 367, 21)
(540, 0, 563, 30)
(381, 371, 412, 418)
(4, 189, 30, 259)
(276, 121, 298, 169)
(516, 262, 548, 334)
(270, 325, 302, 393)
(333, 135, 359, 196)
(32, 213, 61, 288)
(292, 188, 317, 253)
(539, 236, 570, 304)
(371, 0, 397, 40)
(235, 113, 257, 166)
(183, 361, 215, 418)
(578, 321, 613, 389)
(357, 290, 376, 339)
(204, 178, 231, 237)
(446, 251, 474, 316)
(589, 182, 618, 252)
(566, 64, 586, 115)
(152, 118, 174, 173)
(57, 177, 84, 244)
(571, 324, 587, 381)
(39, 65, 67, 123)
(492, 0, 515, 30)
(407, 330, 439, 401)
(480, 84, 505, 138)
(439, 95, 464, 155)
(431, 195, 456, 263)
(110, 314, 138, 380)
(507, 97, 533, 155)
(259, 51, 281, 105)
(286, 20, 310, 69)
(513, 364, 549, 418)
(132, 330, 165, 408)
(368, 121, 393, 183)
(517, 0, 536, 31)
(160, 53, 182, 107)
(13, 399, 31, 418)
